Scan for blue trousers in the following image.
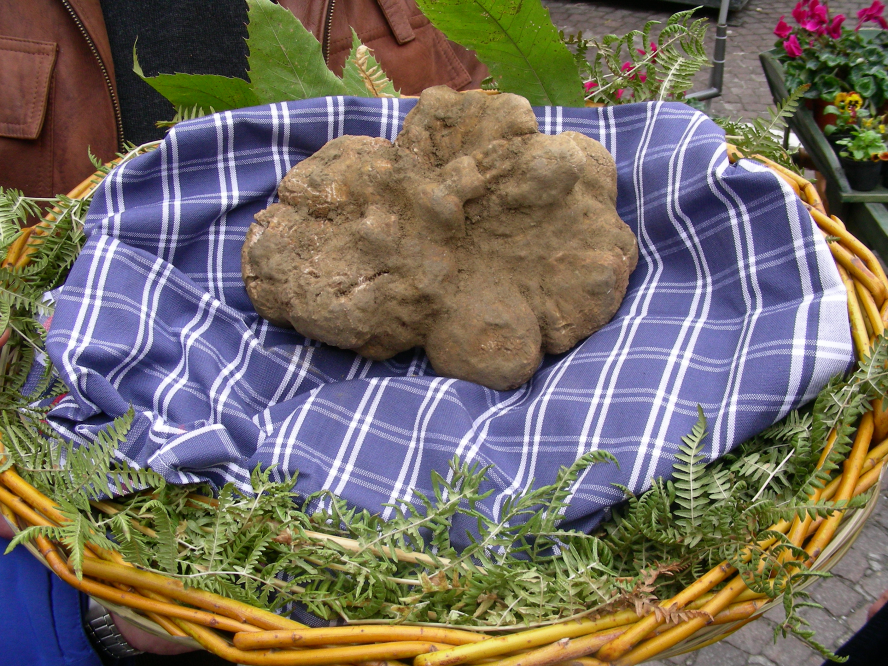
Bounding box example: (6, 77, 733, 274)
(0, 537, 101, 666)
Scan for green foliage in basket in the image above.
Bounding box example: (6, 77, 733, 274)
(0, 298, 877, 661)
(0, 197, 85, 343)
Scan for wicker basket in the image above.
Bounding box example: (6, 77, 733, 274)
(1, 147, 886, 666)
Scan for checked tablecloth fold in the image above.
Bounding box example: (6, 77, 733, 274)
(44, 98, 853, 548)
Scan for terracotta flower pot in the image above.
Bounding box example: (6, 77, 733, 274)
(841, 157, 882, 191)
(807, 98, 839, 132)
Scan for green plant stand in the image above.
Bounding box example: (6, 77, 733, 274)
(760, 49, 888, 262)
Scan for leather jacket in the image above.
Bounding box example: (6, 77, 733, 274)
(0, 0, 122, 200)
(283, 0, 487, 95)
(0, 0, 487, 200)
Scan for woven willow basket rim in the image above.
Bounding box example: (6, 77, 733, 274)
(1, 144, 887, 666)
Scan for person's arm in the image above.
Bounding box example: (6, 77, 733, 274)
(2, 514, 195, 654)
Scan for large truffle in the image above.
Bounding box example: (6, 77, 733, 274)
(242, 87, 638, 390)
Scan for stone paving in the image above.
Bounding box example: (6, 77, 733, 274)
(539, 1, 888, 663)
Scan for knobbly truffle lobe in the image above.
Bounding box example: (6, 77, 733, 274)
(242, 87, 638, 390)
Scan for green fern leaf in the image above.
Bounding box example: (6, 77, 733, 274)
(4, 524, 64, 554)
(109, 512, 148, 567)
(143, 499, 180, 574)
(155, 104, 217, 129)
(0, 189, 41, 244)
(672, 406, 709, 533)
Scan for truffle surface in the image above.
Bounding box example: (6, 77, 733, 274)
(242, 87, 638, 390)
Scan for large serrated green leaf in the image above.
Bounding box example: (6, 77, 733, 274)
(414, 0, 584, 106)
(133, 47, 261, 112)
(245, 0, 346, 102)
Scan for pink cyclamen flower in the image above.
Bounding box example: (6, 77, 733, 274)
(784, 34, 804, 57)
(615, 89, 625, 100)
(637, 42, 658, 58)
(583, 81, 598, 92)
(775, 16, 794, 38)
(811, 0, 829, 23)
(792, 1, 809, 25)
(857, 0, 888, 29)
(827, 14, 845, 38)
(802, 18, 828, 34)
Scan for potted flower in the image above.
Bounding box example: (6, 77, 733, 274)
(822, 91, 867, 155)
(836, 126, 888, 190)
(774, 0, 888, 126)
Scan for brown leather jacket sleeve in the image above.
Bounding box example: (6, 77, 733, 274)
(282, 0, 488, 96)
(0, 0, 121, 200)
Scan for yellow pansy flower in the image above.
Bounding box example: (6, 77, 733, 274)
(834, 92, 864, 112)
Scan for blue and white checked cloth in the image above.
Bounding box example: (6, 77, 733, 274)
(45, 97, 853, 546)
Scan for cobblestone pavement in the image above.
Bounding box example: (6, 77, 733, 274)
(540, 2, 888, 664)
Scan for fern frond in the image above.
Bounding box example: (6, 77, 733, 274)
(3, 524, 64, 553)
(672, 407, 709, 535)
(108, 512, 149, 566)
(715, 85, 809, 173)
(581, 8, 709, 105)
(156, 104, 217, 129)
(141, 499, 180, 574)
(0, 188, 42, 247)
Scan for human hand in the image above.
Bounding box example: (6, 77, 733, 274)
(111, 612, 198, 655)
(868, 588, 888, 621)
(0, 516, 15, 540)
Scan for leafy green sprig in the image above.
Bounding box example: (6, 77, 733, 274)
(563, 10, 710, 105)
(718, 84, 808, 174)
